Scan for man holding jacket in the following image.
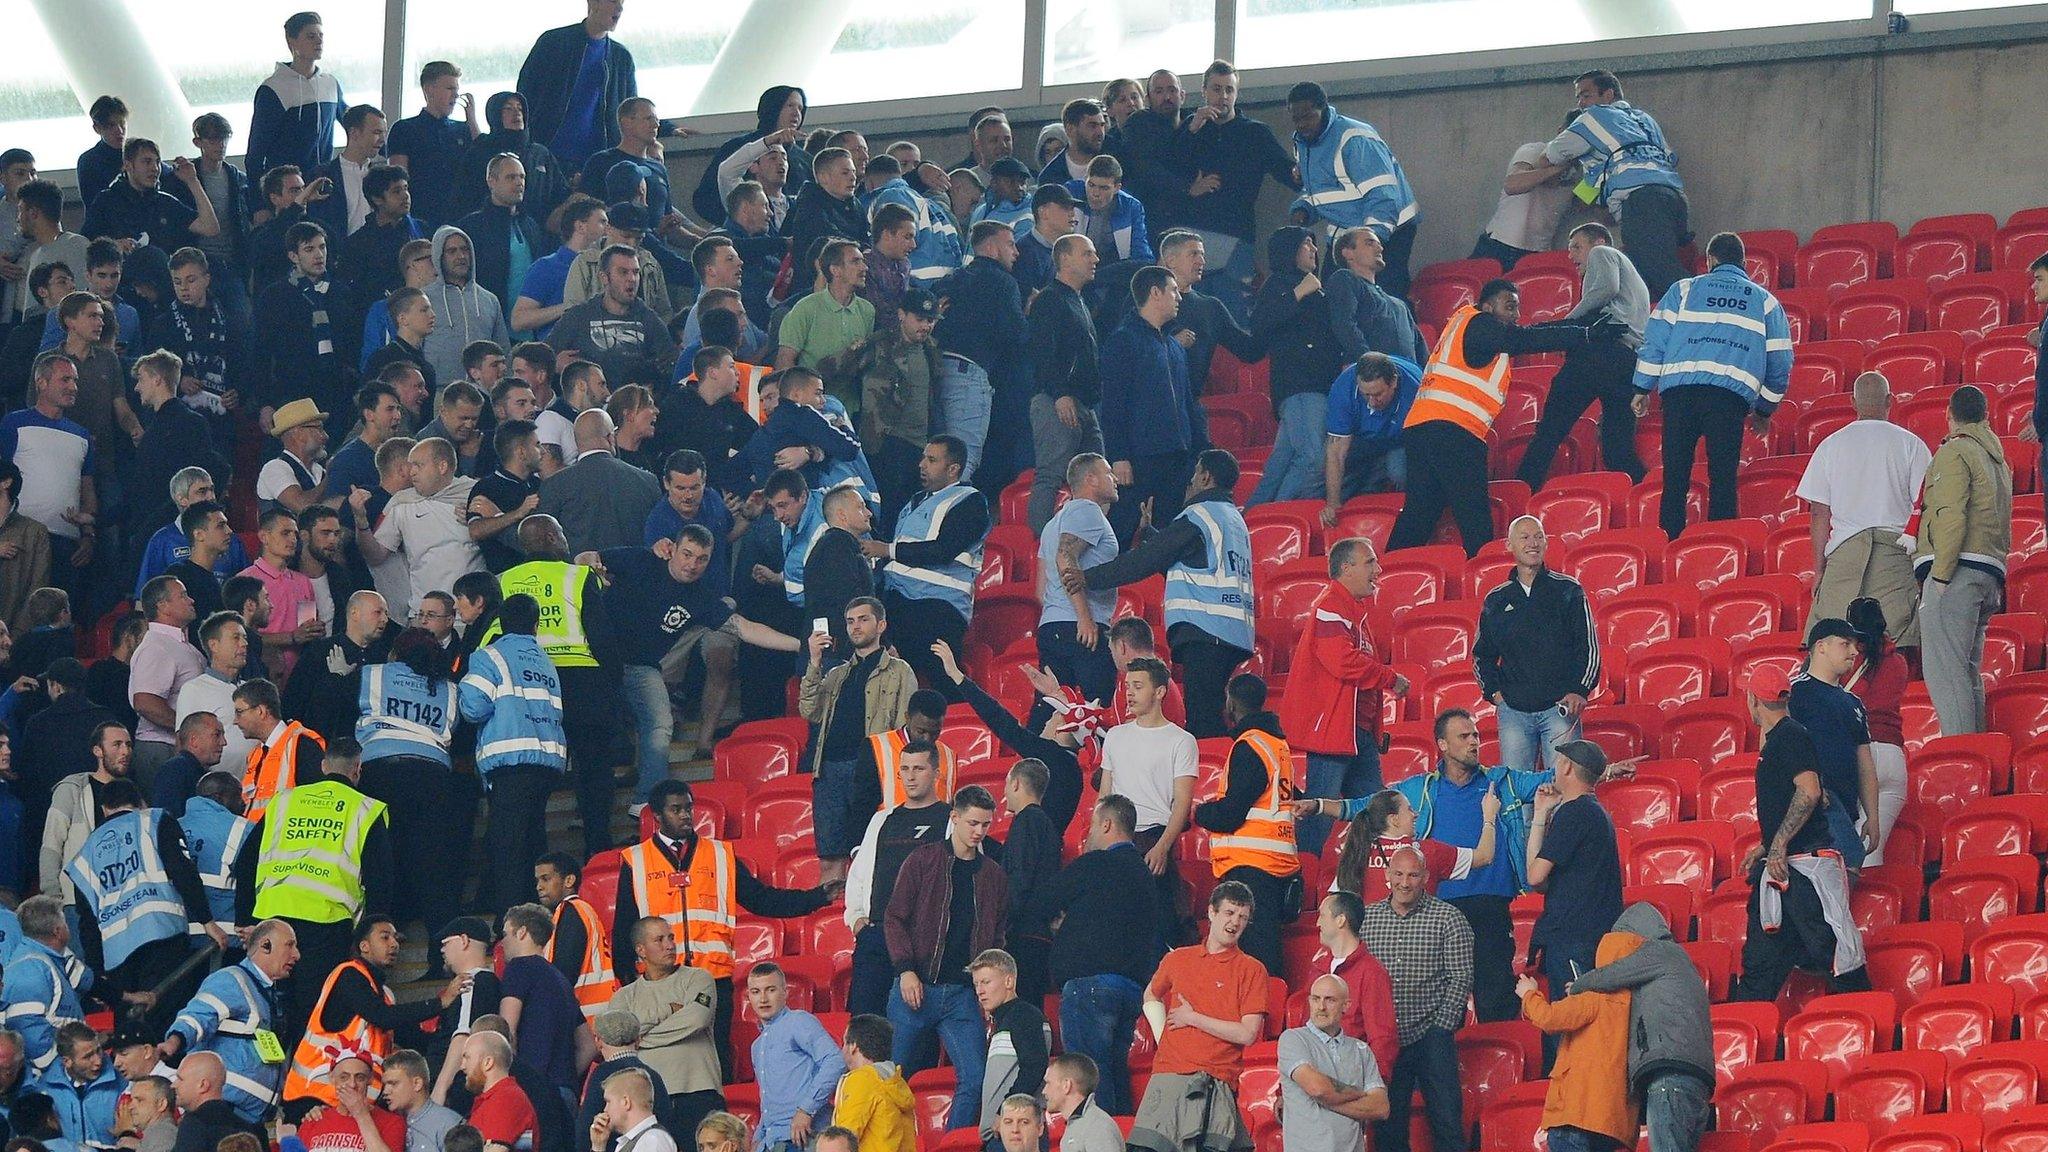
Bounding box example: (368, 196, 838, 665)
(1566, 903, 1715, 1152)
(1516, 223, 1652, 488)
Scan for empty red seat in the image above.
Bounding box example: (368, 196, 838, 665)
(1596, 585, 1698, 663)
(741, 779, 816, 849)
(1931, 271, 2027, 341)
(1626, 637, 1732, 708)
(1479, 1080, 1550, 1152)
(1827, 285, 1917, 348)
(1716, 1059, 1830, 1145)
(1699, 767, 1760, 838)
(1872, 1116, 1981, 1152)
(1661, 697, 1755, 764)
(1971, 332, 2042, 390)
(1799, 238, 1882, 296)
(1766, 1122, 1872, 1152)
(1974, 915, 2048, 1002)
(1699, 575, 1806, 646)
(1948, 1041, 2048, 1126)
(1908, 745, 1997, 836)
(1985, 1105, 2048, 1152)
(1837, 1049, 1951, 1124)
(1456, 1020, 1542, 1131)
(1629, 824, 1733, 897)
(1902, 983, 2015, 1063)
(1897, 226, 1984, 284)
(1997, 222, 2048, 270)
(1509, 265, 1579, 323)
(1929, 858, 2041, 943)
(1605, 778, 1685, 835)
(1245, 504, 1319, 571)
(1867, 331, 1966, 392)
(1665, 519, 1769, 590)
(1377, 544, 1467, 609)
(1741, 229, 1801, 287)
(1577, 703, 1664, 761)
(1389, 602, 1481, 674)
(1783, 992, 1899, 1078)
(1529, 471, 1634, 540)
(1412, 272, 1486, 329)
(1712, 1000, 1783, 1086)
(965, 585, 1040, 658)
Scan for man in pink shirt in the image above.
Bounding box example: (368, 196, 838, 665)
(128, 573, 204, 787)
(237, 507, 323, 680)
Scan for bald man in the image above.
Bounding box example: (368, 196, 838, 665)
(461, 1030, 538, 1152)
(297, 1054, 408, 1151)
(537, 407, 662, 555)
(1474, 515, 1599, 774)
(173, 1051, 268, 1151)
(1279, 974, 1388, 1152)
(1798, 370, 1932, 645)
(280, 589, 393, 743)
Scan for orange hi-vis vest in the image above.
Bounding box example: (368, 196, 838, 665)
(548, 895, 620, 1020)
(623, 836, 739, 980)
(1405, 303, 1512, 441)
(1209, 728, 1300, 879)
(243, 721, 325, 822)
(283, 959, 393, 1106)
(871, 729, 958, 811)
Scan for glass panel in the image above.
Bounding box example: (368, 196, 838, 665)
(1044, 0, 1219, 88)
(0, 1, 384, 172)
(404, 1, 1024, 126)
(1234, 0, 1872, 70)
(1893, 0, 2043, 12)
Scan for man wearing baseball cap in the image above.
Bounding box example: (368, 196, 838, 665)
(854, 287, 947, 529)
(1789, 618, 1880, 872)
(1524, 739, 1624, 1020)
(1731, 663, 1872, 1003)
(1013, 182, 1079, 297)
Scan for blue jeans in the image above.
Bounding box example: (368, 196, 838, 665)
(1824, 797, 1867, 871)
(621, 664, 673, 805)
(1302, 741, 1383, 856)
(1059, 974, 1143, 1115)
(1346, 441, 1408, 496)
(1496, 702, 1579, 774)
(1547, 1127, 1624, 1152)
(1642, 1072, 1713, 1152)
(1246, 392, 1327, 506)
(934, 355, 993, 484)
(888, 981, 986, 1130)
(1034, 622, 1117, 718)
(812, 757, 860, 858)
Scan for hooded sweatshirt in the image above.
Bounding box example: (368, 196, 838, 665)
(422, 225, 512, 386)
(694, 86, 816, 223)
(454, 92, 572, 221)
(1520, 928, 1643, 1145)
(1563, 903, 1716, 1097)
(833, 1060, 915, 1152)
(1249, 226, 1345, 405)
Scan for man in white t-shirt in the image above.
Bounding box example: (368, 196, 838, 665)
(1471, 139, 1575, 269)
(1099, 656, 1197, 950)
(256, 398, 330, 514)
(1798, 370, 1932, 646)
(174, 612, 258, 773)
(358, 436, 484, 612)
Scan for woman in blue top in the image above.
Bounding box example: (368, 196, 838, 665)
(355, 627, 460, 956)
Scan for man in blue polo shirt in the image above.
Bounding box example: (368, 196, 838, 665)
(1788, 617, 1880, 872)
(1318, 351, 1420, 529)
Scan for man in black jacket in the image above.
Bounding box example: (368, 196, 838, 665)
(785, 148, 867, 282)
(994, 759, 1061, 1005)
(514, 2, 638, 170)
(1162, 62, 1297, 314)
(1247, 226, 1343, 506)
(1160, 230, 1261, 399)
(456, 155, 550, 326)
(169, 1053, 268, 1152)
(937, 222, 1030, 499)
(1025, 792, 1157, 1116)
(252, 222, 360, 423)
(18, 658, 114, 864)
(1473, 515, 1600, 773)
(1026, 234, 1101, 533)
(280, 590, 393, 743)
(127, 350, 227, 564)
(1388, 279, 1618, 557)
(1118, 72, 1190, 236)
(806, 486, 877, 655)
(1190, 674, 1294, 980)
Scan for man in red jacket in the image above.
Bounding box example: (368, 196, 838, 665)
(1278, 536, 1411, 855)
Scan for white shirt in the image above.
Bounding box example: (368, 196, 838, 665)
(372, 487, 484, 612)
(307, 571, 336, 628)
(1483, 142, 1573, 253)
(256, 453, 325, 504)
(175, 672, 258, 771)
(1101, 718, 1197, 832)
(338, 155, 377, 234)
(535, 408, 578, 466)
(613, 1118, 676, 1152)
(1796, 419, 1933, 556)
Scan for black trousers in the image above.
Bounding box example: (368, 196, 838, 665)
(1217, 865, 1292, 981)
(358, 754, 458, 935)
(1618, 185, 1692, 304)
(1032, 622, 1117, 731)
(485, 764, 557, 913)
(670, 1090, 726, 1143)
(1389, 421, 1493, 557)
(1175, 636, 1249, 740)
(848, 923, 895, 1016)
(1373, 1026, 1467, 1152)
(713, 976, 736, 1077)
(561, 665, 623, 859)
(1470, 233, 1536, 272)
(1516, 341, 1646, 489)
(1447, 894, 1520, 1022)
(873, 436, 924, 536)
(1381, 219, 1419, 301)
(1132, 827, 1188, 953)
(883, 592, 969, 691)
(108, 935, 207, 1037)
(1109, 451, 1192, 548)
(1733, 870, 1873, 1003)
(1010, 932, 1052, 1008)
(1657, 385, 1750, 540)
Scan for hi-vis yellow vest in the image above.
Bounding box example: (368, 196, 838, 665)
(251, 781, 388, 923)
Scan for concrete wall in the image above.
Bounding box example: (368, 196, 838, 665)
(667, 33, 2048, 275)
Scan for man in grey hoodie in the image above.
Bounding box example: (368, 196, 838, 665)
(1517, 222, 1653, 489)
(1566, 902, 1714, 1152)
(422, 225, 511, 387)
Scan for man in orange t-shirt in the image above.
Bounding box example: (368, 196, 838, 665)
(1132, 880, 1270, 1146)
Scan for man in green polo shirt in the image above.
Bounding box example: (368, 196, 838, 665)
(777, 238, 877, 416)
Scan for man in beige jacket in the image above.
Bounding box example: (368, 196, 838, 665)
(611, 916, 722, 1140)
(799, 595, 913, 884)
(1911, 384, 2013, 736)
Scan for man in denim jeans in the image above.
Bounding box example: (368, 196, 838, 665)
(1473, 516, 1599, 773)
(1029, 794, 1158, 1115)
(1565, 903, 1714, 1152)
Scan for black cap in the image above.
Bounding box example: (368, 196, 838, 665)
(901, 289, 940, 319)
(1032, 183, 1077, 210)
(109, 1019, 158, 1050)
(605, 202, 651, 232)
(436, 916, 495, 946)
(1806, 618, 1858, 647)
(988, 157, 1031, 182)
(1553, 739, 1608, 776)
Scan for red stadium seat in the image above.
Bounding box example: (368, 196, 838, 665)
(1666, 519, 1770, 590)
(1716, 1059, 1830, 1145)
(1767, 1123, 1872, 1152)
(1867, 331, 1966, 392)
(1898, 225, 1984, 284)
(806, 909, 857, 971)
(1559, 527, 1666, 593)
(715, 733, 800, 787)
(1626, 637, 1732, 708)
(1816, 222, 1902, 273)
(1699, 768, 1760, 838)
(741, 779, 816, 850)
(1902, 984, 2016, 1063)
(1985, 1106, 2048, 1152)
(1827, 285, 1917, 348)
(1687, 939, 1738, 1002)
(1629, 824, 1734, 897)
(1605, 778, 1685, 835)
(1974, 916, 2048, 1002)
(1578, 704, 1665, 762)
(1948, 1041, 2048, 1126)
(1871, 1116, 1981, 1152)
(1377, 545, 1468, 610)
(1929, 858, 2041, 943)
(1971, 333, 2042, 391)
(1931, 271, 2028, 341)
(1741, 229, 1801, 287)
(1509, 265, 1579, 323)
(1945, 807, 2034, 868)
(1779, 287, 1833, 343)
(1713, 1001, 1784, 1086)
(1480, 1081, 1550, 1152)
(1997, 221, 2048, 270)
(1456, 1020, 1542, 1128)
(1412, 272, 1485, 329)
(1836, 1050, 1951, 1124)
(1661, 697, 1755, 763)
(581, 850, 623, 931)
(1783, 992, 1899, 1078)
(1390, 601, 1481, 675)
(1699, 575, 1806, 646)
(1636, 758, 1704, 818)
(1529, 472, 1634, 540)
(1798, 238, 1882, 296)
(1596, 585, 1698, 663)
(1624, 882, 1697, 939)
(1246, 503, 1320, 571)
(1908, 741, 1999, 832)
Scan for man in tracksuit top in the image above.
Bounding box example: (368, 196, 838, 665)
(1535, 69, 1690, 302)
(864, 158, 965, 284)
(1284, 82, 1420, 299)
(1633, 232, 1792, 541)
(843, 741, 952, 1016)
(1074, 450, 1253, 739)
(245, 13, 346, 181)
(1097, 266, 1209, 547)
(1472, 515, 1601, 774)
(163, 918, 301, 1124)
(884, 786, 1009, 1132)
